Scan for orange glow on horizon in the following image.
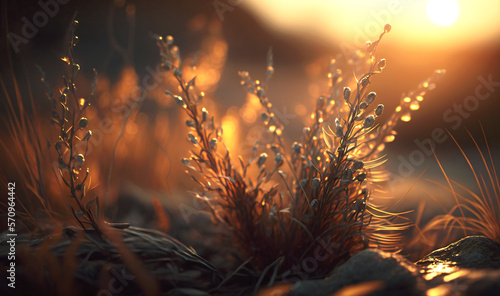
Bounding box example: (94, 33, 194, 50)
(242, 0, 500, 50)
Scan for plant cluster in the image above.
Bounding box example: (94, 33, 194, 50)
(38, 15, 100, 231)
(157, 24, 445, 278)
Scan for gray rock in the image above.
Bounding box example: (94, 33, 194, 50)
(416, 236, 500, 269)
(288, 248, 425, 296)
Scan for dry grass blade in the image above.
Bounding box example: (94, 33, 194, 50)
(421, 125, 500, 245)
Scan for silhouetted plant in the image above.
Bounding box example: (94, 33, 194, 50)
(39, 15, 100, 231)
(157, 23, 445, 281)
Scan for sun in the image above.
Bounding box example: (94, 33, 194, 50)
(426, 0, 460, 26)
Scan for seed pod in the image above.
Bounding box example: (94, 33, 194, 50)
(186, 120, 195, 127)
(365, 92, 376, 104)
(188, 133, 198, 144)
(317, 96, 326, 109)
(60, 92, 67, 103)
(333, 124, 342, 137)
(174, 68, 182, 77)
(166, 35, 174, 45)
(83, 130, 92, 141)
(174, 95, 185, 107)
(79, 117, 88, 128)
(366, 41, 373, 52)
(384, 23, 392, 33)
(312, 178, 320, 189)
(202, 108, 208, 122)
(353, 161, 364, 170)
(310, 199, 318, 209)
(363, 115, 375, 128)
(181, 158, 190, 165)
(258, 153, 268, 167)
(292, 142, 303, 153)
(359, 102, 368, 110)
(161, 61, 173, 71)
(375, 104, 384, 116)
(210, 138, 217, 149)
(274, 153, 284, 166)
(357, 173, 367, 182)
(335, 119, 343, 137)
(261, 113, 269, 122)
(378, 59, 386, 70)
(343, 87, 351, 101)
(75, 154, 85, 167)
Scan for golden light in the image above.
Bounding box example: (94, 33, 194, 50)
(243, 0, 500, 50)
(222, 115, 238, 136)
(401, 113, 412, 122)
(426, 0, 459, 26)
(221, 113, 239, 153)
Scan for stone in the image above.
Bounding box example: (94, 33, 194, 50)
(288, 248, 425, 296)
(416, 236, 500, 269)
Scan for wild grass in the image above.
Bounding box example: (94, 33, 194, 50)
(0, 14, 459, 295)
(37, 15, 101, 232)
(420, 125, 500, 246)
(157, 23, 445, 280)
(0, 61, 53, 231)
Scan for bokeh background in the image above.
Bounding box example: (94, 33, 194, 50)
(1, 0, 500, 259)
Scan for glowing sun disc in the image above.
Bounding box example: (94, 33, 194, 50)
(426, 0, 460, 26)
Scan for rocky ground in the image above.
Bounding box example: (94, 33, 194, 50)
(2, 192, 500, 296)
(2, 225, 500, 296)
(285, 236, 500, 296)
